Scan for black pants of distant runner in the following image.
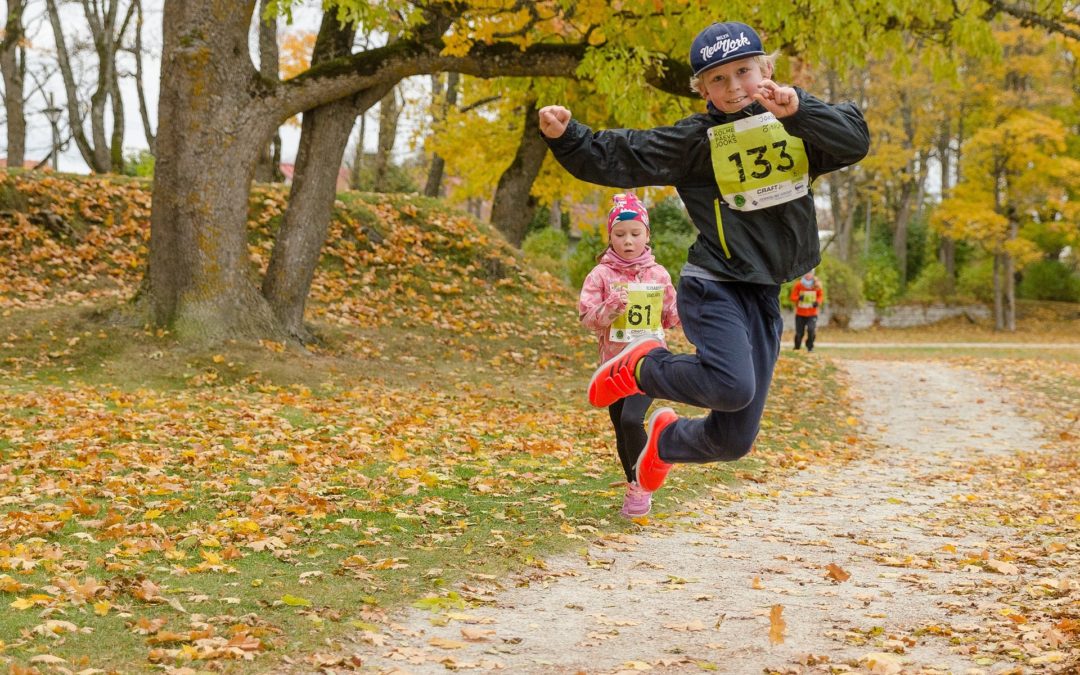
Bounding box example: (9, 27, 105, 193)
(794, 315, 817, 351)
(608, 394, 652, 483)
(637, 278, 782, 464)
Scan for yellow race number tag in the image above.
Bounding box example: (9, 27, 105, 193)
(708, 112, 809, 211)
(609, 283, 664, 342)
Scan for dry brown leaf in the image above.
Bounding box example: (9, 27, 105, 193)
(825, 563, 851, 582)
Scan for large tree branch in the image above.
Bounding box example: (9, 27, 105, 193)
(272, 39, 695, 125)
(983, 0, 1080, 40)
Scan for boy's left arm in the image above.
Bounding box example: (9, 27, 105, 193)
(779, 89, 870, 176)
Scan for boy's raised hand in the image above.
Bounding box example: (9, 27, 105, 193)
(753, 80, 799, 118)
(538, 105, 572, 139)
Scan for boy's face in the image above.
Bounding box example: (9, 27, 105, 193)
(699, 57, 773, 114)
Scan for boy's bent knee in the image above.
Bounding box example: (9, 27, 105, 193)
(699, 379, 756, 412)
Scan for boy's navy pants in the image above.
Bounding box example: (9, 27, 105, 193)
(638, 277, 782, 463)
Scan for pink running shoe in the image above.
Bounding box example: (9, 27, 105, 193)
(587, 336, 662, 407)
(634, 407, 676, 492)
(620, 482, 652, 518)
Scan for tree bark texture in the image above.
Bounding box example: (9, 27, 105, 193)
(2, 0, 26, 168)
(148, 0, 283, 340)
(490, 100, 546, 247)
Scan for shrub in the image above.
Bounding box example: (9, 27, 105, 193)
(650, 229, 692, 286)
(816, 255, 862, 328)
(568, 229, 606, 290)
(123, 149, 155, 177)
(1018, 259, 1080, 302)
(649, 196, 695, 237)
(906, 261, 954, 304)
(522, 227, 569, 282)
(957, 259, 994, 303)
(862, 254, 902, 309)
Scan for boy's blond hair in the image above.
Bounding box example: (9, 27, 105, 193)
(689, 52, 779, 97)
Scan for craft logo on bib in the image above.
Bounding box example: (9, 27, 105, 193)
(708, 112, 809, 212)
(609, 283, 664, 343)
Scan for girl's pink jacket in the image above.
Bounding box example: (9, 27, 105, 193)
(578, 248, 680, 363)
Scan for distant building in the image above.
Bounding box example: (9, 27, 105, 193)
(0, 158, 47, 170)
(278, 163, 351, 192)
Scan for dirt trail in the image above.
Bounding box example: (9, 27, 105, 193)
(353, 360, 1048, 674)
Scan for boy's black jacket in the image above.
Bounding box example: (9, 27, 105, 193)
(545, 89, 869, 284)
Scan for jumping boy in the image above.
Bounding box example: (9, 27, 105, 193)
(539, 21, 869, 491)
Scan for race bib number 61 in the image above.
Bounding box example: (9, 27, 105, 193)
(609, 283, 664, 343)
(708, 112, 810, 211)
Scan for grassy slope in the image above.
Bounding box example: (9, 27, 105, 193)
(0, 170, 1017, 671)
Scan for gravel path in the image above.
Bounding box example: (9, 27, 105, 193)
(352, 360, 1046, 674)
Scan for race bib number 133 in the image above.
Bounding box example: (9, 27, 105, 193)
(708, 112, 810, 211)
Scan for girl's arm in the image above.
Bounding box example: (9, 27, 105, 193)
(578, 270, 627, 332)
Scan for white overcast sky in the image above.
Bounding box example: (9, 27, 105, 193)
(3, 0, 425, 174)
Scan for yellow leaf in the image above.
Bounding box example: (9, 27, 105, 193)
(93, 601, 111, 616)
(768, 604, 786, 645)
(10, 597, 35, 610)
(281, 594, 312, 607)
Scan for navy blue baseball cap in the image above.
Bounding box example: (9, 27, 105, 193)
(690, 22, 765, 76)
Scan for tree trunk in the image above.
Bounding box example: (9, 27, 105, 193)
(147, 0, 282, 341)
(253, 0, 280, 183)
(373, 86, 401, 192)
(110, 77, 125, 172)
(88, 0, 120, 173)
(993, 253, 1004, 330)
(936, 120, 955, 283)
(44, 0, 130, 173)
(261, 12, 393, 342)
(350, 112, 366, 188)
(1, 0, 26, 168)
(1004, 221, 1017, 331)
(131, 0, 155, 152)
(424, 71, 459, 198)
(490, 100, 546, 247)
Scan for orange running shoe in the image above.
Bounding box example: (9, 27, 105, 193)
(634, 407, 676, 492)
(587, 336, 662, 407)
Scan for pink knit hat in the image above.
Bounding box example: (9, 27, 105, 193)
(606, 193, 650, 235)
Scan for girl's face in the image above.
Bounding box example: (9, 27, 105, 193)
(609, 219, 649, 261)
(700, 57, 773, 114)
